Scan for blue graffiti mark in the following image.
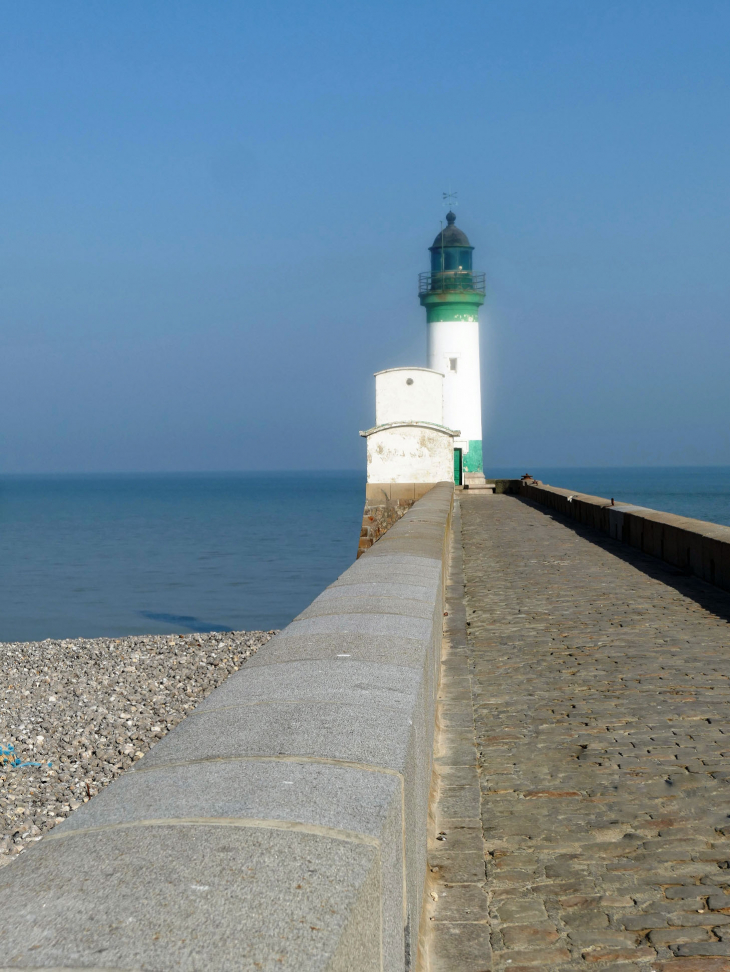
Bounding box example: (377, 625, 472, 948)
(1, 744, 51, 769)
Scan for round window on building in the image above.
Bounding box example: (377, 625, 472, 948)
(406, 378, 414, 385)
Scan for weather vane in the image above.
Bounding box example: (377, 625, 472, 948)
(442, 190, 458, 209)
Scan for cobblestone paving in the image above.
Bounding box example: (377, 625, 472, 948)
(461, 493, 730, 972)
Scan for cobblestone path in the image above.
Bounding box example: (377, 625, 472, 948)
(444, 493, 730, 971)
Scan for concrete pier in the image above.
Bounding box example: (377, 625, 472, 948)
(424, 492, 730, 970)
(6, 485, 730, 970)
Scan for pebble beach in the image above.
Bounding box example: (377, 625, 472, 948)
(0, 629, 276, 865)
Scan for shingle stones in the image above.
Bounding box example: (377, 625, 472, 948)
(0, 629, 274, 864)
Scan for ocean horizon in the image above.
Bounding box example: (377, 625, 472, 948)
(2, 466, 730, 644)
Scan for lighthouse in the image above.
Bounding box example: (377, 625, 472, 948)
(419, 212, 486, 486)
(357, 211, 489, 553)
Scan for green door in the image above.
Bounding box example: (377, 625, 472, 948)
(453, 448, 463, 485)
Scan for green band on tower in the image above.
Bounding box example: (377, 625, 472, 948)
(463, 440, 483, 474)
(420, 290, 484, 323)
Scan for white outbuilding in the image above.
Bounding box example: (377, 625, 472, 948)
(360, 367, 459, 484)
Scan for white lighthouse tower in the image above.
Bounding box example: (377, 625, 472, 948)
(419, 211, 486, 486)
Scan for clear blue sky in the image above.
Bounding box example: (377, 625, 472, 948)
(2, 1, 729, 472)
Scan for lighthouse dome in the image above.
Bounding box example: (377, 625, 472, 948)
(430, 211, 471, 249)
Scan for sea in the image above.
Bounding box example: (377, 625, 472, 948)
(2, 467, 729, 644)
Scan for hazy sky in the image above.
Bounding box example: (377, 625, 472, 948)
(2, 1, 729, 472)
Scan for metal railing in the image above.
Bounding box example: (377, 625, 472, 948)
(418, 270, 486, 296)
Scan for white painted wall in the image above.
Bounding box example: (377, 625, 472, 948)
(365, 424, 454, 483)
(427, 319, 482, 442)
(375, 367, 444, 426)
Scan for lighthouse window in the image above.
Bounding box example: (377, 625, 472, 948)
(449, 358, 458, 373)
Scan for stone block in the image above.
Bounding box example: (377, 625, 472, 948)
(436, 764, 479, 786)
(366, 482, 396, 502)
(314, 581, 434, 602)
(343, 551, 443, 575)
(582, 947, 657, 963)
(430, 884, 490, 922)
(187, 658, 423, 716)
(568, 930, 637, 947)
(70, 757, 400, 831)
(650, 927, 713, 945)
(427, 922, 492, 972)
(622, 914, 668, 930)
(435, 786, 481, 821)
(429, 852, 486, 884)
(56, 758, 405, 966)
(279, 612, 434, 642)
(666, 885, 717, 899)
(365, 539, 445, 562)
(673, 943, 730, 956)
(388, 483, 418, 502)
(492, 947, 571, 967)
(670, 913, 730, 927)
(0, 826, 382, 972)
(501, 922, 559, 947)
(495, 897, 549, 923)
(247, 631, 435, 671)
(296, 595, 435, 621)
(429, 826, 484, 855)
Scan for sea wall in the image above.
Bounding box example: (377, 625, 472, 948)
(0, 482, 454, 972)
(520, 481, 730, 593)
(358, 482, 437, 557)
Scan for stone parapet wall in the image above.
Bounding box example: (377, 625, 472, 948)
(0, 482, 455, 972)
(520, 481, 730, 594)
(357, 482, 437, 557)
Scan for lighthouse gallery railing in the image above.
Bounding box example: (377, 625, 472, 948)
(418, 270, 486, 296)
